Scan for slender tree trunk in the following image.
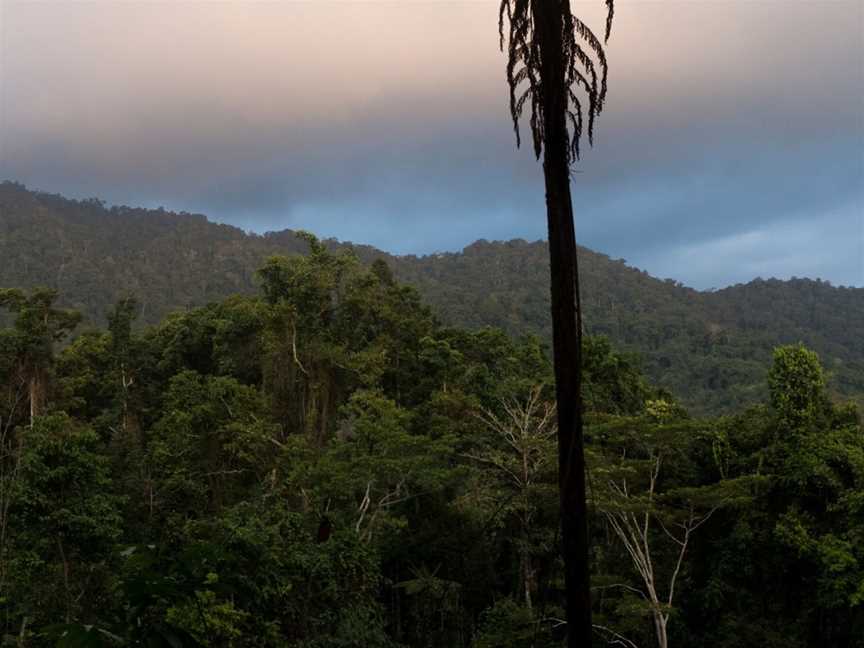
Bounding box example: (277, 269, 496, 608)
(654, 613, 668, 648)
(28, 373, 39, 427)
(523, 553, 533, 610)
(532, 3, 592, 646)
(57, 536, 72, 623)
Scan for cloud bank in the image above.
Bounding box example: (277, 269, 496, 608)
(1, 0, 861, 288)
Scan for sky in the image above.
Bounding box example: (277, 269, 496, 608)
(0, 0, 862, 290)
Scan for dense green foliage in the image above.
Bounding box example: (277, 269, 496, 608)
(2, 181, 862, 415)
(1, 236, 861, 647)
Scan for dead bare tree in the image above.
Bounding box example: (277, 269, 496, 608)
(467, 386, 556, 610)
(600, 450, 717, 648)
(355, 477, 411, 542)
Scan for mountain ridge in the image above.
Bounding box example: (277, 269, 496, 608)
(2, 180, 862, 414)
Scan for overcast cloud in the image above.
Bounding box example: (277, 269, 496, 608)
(1, 0, 862, 288)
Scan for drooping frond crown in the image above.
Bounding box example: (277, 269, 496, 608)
(499, 0, 613, 163)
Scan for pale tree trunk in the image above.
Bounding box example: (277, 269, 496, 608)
(523, 550, 534, 611)
(655, 616, 668, 648)
(27, 363, 47, 427)
(57, 536, 72, 623)
(29, 375, 37, 428)
(521, 482, 535, 611)
(119, 363, 134, 434)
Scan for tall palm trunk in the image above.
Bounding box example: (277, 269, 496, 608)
(544, 166, 591, 648)
(532, 4, 591, 646)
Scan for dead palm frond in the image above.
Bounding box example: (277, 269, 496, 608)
(499, 0, 614, 163)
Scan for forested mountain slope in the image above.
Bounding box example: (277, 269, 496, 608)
(395, 240, 864, 413)
(2, 180, 862, 413)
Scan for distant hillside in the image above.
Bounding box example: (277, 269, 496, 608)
(2, 180, 862, 414)
(394, 241, 864, 413)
